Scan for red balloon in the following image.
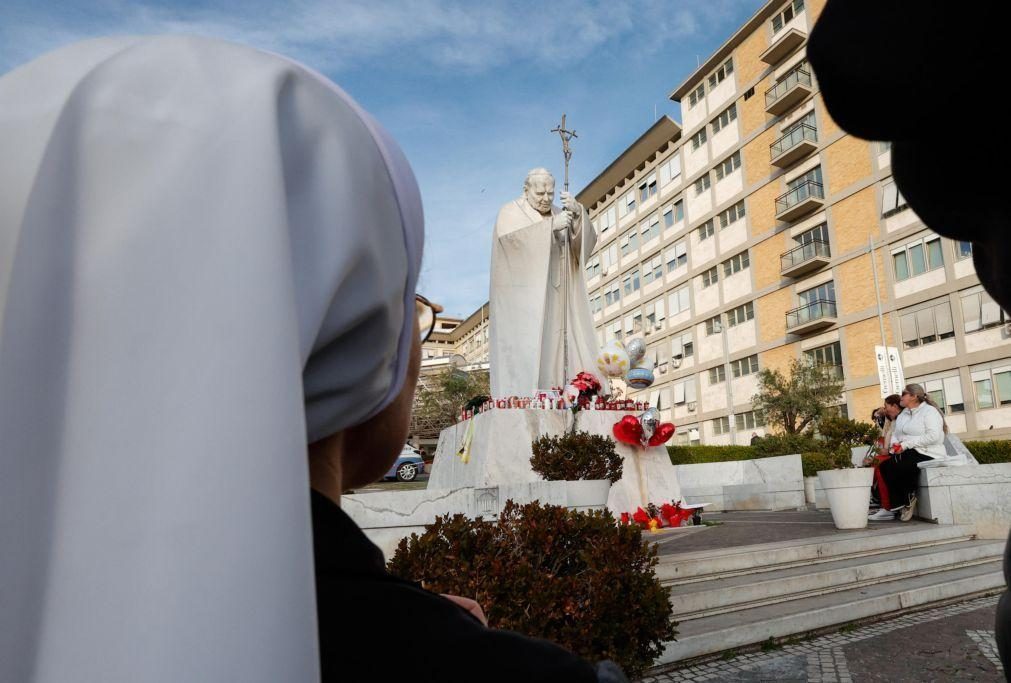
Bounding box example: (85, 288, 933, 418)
(612, 415, 643, 446)
(647, 423, 676, 447)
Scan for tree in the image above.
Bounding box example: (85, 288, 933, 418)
(411, 368, 490, 439)
(751, 358, 845, 435)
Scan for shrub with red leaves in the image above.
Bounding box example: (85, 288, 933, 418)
(387, 501, 676, 678)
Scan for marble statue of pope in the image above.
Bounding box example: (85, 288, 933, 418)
(489, 168, 602, 397)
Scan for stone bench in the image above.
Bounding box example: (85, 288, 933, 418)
(916, 463, 1011, 539)
(674, 454, 805, 512)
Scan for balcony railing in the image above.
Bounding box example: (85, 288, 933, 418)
(771, 123, 818, 166)
(780, 239, 831, 276)
(776, 179, 825, 220)
(766, 66, 813, 115)
(786, 299, 837, 331)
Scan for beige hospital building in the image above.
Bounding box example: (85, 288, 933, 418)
(576, 0, 1011, 445)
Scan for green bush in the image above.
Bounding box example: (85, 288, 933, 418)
(667, 445, 758, 465)
(963, 440, 1011, 464)
(752, 432, 820, 458)
(818, 417, 880, 452)
(530, 431, 624, 483)
(801, 452, 837, 477)
(387, 501, 676, 678)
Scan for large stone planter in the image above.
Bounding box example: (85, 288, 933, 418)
(565, 479, 612, 512)
(804, 476, 817, 505)
(817, 468, 874, 530)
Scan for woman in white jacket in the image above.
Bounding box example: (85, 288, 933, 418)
(869, 383, 947, 522)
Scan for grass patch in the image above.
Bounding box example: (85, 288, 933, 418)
(761, 637, 781, 652)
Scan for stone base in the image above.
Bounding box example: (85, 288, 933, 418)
(917, 463, 1011, 539)
(428, 408, 682, 516)
(673, 454, 805, 512)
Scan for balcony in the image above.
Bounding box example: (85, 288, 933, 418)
(765, 66, 813, 116)
(780, 239, 831, 278)
(770, 123, 818, 168)
(761, 28, 807, 65)
(786, 299, 838, 335)
(775, 179, 825, 222)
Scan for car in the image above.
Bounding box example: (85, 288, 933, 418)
(384, 446, 425, 482)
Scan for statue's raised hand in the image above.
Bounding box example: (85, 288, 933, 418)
(559, 191, 581, 215)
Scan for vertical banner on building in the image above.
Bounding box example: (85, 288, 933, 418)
(875, 346, 906, 397)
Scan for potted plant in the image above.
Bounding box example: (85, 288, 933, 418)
(388, 500, 676, 679)
(530, 431, 623, 511)
(801, 452, 834, 508)
(815, 446, 873, 529)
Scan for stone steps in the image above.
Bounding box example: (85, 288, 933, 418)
(656, 524, 1006, 664)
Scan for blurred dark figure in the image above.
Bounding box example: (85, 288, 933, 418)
(808, 3, 1008, 676)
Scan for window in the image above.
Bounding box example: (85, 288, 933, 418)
(624, 311, 642, 336)
(878, 140, 892, 153)
(788, 165, 822, 193)
(671, 330, 694, 362)
(697, 219, 715, 240)
(899, 301, 955, 349)
(715, 151, 742, 181)
(804, 341, 843, 378)
(601, 243, 618, 276)
(919, 376, 965, 415)
(655, 345, 670, 374)
(705, 315, 722, 336)
(723, 250, 750, 277)
(619, 229, 640, 257)
(590, 295, 603, 314)
(711, 103, 738, 134)
(639, 173, 658, 202)
(659, 155, 682, 186)
(961, 289, 1008, 333)
(644, 297, 666, 332)
(603, 280, 621, 307)
(663, 199, 685, 228)
(772, 0, 804, 32)
(702, 266, 719, 288)
(690, 128, 708, 151)
(708, 365, 727, 384)
(712, 416, 731, 435)
(970, 368, 1011, 410)
(605, 319, 622, 341)
(673, 377, 697, 404)
(619, 189, 636, 217)
(708, 58, 734, 89)
(731, 354, 759, 378)
(892, 235, 943, 281)
(796, 222, 829, 245)
(718, 200, 746, 229)
(622, 268, 641, 296)
(799, 281, 835, 306)
(694, 173, 712, 196)
(688, 83, 706, 109)
(640, 214, 661, 244)
(736, 410, 764, 431)
(726, 302, 755, 327)
(598, 206, 617, 234)
(668, 286, 691, 316)
(585, 255, 601, 279)
(956, 241, 973, 261)
(642, 254, 663, 286)
(666, 241, 688, 274)
(882, 179, 908, 218)
(744, 86, 755, 100)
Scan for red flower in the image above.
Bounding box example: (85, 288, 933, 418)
(632, 507, 649, 525)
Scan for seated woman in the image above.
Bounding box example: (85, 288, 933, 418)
(869, 385, 947, 522)
(866, 394, 901, 514)
(0, 37, 626, 683)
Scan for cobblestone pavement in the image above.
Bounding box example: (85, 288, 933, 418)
(639, 595, 1003, 683)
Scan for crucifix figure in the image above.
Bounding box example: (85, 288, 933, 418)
(487, 115, 602, 398)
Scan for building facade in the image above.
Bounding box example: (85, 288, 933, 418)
(577, 0, 1011, 445)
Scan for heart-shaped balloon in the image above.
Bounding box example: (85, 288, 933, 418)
(647, 423, 676, 447)
(612, 415, 643, 446)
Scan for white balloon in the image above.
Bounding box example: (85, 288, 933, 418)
(624, 337, 646, 366)
(596, 340, 630, 378)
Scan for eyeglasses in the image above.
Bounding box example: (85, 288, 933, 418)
(416, 294, 441, 343)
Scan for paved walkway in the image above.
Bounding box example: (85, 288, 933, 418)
(640, 595, 1003, 683)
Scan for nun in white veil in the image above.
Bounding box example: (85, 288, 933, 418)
(0, 36, 424, 682)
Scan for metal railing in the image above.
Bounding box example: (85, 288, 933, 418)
(771, 122, 818, 159)
(786, 299, 837, 330)
(780, 239, 831, 271)
(776, 179, 824, 215)
(766, 66, 813, 107)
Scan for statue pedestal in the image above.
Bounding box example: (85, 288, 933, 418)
(428, 409, 682, 516)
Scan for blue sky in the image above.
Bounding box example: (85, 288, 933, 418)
(1, 0, 762, 318)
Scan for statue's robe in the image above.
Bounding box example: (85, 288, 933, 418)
(489, 198, 601, 397)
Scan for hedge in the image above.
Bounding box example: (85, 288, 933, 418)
(667, 445, 758, 465)
(963, 440, 1011, 464)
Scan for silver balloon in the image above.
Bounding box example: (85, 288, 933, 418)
(624, 337, 646, 366)
(640, 407, 660, 447)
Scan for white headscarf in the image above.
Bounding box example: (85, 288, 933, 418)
(0, 36, 423, 682)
